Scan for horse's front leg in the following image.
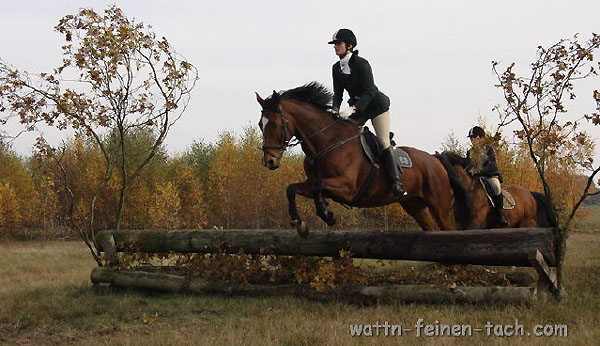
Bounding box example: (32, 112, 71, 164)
(286, 182, 313, 238)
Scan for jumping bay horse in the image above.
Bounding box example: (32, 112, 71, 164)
(436, 151, 557, 228)
(256, 82, 471, 237)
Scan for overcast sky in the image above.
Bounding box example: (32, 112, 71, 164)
(1, 0, 599, 156)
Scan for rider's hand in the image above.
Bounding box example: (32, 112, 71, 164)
(327, 107, 339, 115)
(339, 106, 356, 118)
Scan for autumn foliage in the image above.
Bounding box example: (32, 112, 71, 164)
(0, 121, 594, 240)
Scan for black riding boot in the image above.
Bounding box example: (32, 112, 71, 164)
(493, 193, 509, 226)
(382, 147, 407, 198)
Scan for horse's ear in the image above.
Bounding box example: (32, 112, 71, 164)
(255, 92, 265, 106)
(271, 90, 279, 100)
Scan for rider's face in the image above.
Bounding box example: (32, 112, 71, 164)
(470, 136, 482, 145)
(334, 41, 350, 57)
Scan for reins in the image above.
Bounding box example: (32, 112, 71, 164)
(259, 105, 360, 162)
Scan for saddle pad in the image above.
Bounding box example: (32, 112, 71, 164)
(479, 179, 516, 210)
(502, 190, 516, 210)
(359, 127, 412, 168)
(395, 148, 413, 169)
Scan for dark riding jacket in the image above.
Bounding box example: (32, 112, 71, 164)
(332, 52, 390, 125)
(466, 145, 503, 182)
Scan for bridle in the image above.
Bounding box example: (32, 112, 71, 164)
(259, 104, 359, 162)
(260, 106, 294, 160)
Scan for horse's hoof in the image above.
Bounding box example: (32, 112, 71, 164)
(290, 219, 300, 227)
(294, 221, 309, 238)
(325, 212, 336, 226)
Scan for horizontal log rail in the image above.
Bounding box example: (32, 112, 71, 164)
(97, 228, 557, 267)
(91, 267, 535, 305)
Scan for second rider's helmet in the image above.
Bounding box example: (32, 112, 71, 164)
(468, 126, 486, 138)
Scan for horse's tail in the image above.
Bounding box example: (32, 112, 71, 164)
(531, 191, 558, 227)
(434, 153, 473, 229)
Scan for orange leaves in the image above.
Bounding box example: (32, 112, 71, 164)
(120, 248, 366, 293)
(493, 33, 600, 226)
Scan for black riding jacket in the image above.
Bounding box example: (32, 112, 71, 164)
(332, 52, 390, 125)
(466, 145, 503, 182)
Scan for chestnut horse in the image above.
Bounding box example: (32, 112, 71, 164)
(256, 82, 471, 237)
(436, 151, 557, 228)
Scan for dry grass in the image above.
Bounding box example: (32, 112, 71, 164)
(1, 230, 599, 345)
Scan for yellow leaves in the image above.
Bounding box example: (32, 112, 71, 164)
(0, 150, 40, 233)
(0, 183, 21, 233)
(171, 167, 207, 229)
(141, 312, 159, 324)
(147, 182, 181, 230)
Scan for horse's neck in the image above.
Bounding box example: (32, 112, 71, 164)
(456, 166, 477, 191)
(285, 102, 355, 157)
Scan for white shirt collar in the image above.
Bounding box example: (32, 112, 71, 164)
(340, 52, 352, 74)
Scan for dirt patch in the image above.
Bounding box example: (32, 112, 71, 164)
(0, 323, 121, 346)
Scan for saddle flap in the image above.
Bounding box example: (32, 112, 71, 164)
(479, 178, 516, 210)
(359, 127, 380, 165)
(359, 127, 412, 168)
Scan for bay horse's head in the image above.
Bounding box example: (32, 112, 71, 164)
(255, 82, 334, 170)
(256, 91, 295, 170)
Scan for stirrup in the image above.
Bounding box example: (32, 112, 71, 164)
(498, 213, 509, 226)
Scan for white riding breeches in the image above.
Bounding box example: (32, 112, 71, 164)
(372, 111, 391, 150)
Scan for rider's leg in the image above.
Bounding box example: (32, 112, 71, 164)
(372, 111, 407, 197)
(487, 177, 508, 226)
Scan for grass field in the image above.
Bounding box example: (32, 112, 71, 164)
(1, 228, 599, 345)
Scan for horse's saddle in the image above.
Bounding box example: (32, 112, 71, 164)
(478, 178, 516, 210)
(359, 127, 412, 169)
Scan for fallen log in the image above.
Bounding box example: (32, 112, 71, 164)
(91, 267, 535, 305)
(96, 228, 557, 267)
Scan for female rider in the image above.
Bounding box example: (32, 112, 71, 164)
(329, 28, 406, 197)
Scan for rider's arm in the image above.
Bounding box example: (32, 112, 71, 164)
(480, 146, 499, 176)
(332, 64, 343, 112)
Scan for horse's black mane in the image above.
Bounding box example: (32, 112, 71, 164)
(263, 82, 333, 112)
(440, 151, 469, 169)
(434, 152, 473, 229)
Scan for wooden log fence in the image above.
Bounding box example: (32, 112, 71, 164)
(91, 267, 535, 305)
(93, 228, 559, 304)
(97, 228, 557, 267)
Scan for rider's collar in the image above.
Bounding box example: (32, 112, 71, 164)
(340, 52, 352, 74)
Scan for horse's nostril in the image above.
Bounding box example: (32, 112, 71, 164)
(266, 160, 278, 170)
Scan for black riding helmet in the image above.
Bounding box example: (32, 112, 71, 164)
(328, 28, 357, 48)
(468, 126, 486, 138)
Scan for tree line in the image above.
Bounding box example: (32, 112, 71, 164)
(0, 6, 598, 295)
(0, 125, 593, 240)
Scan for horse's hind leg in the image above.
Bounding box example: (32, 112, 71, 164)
(314, 190, 336, 226)
(427, 201, 454, 230)
(286, 182, 313, 238)
(401, 199, 438, 231)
